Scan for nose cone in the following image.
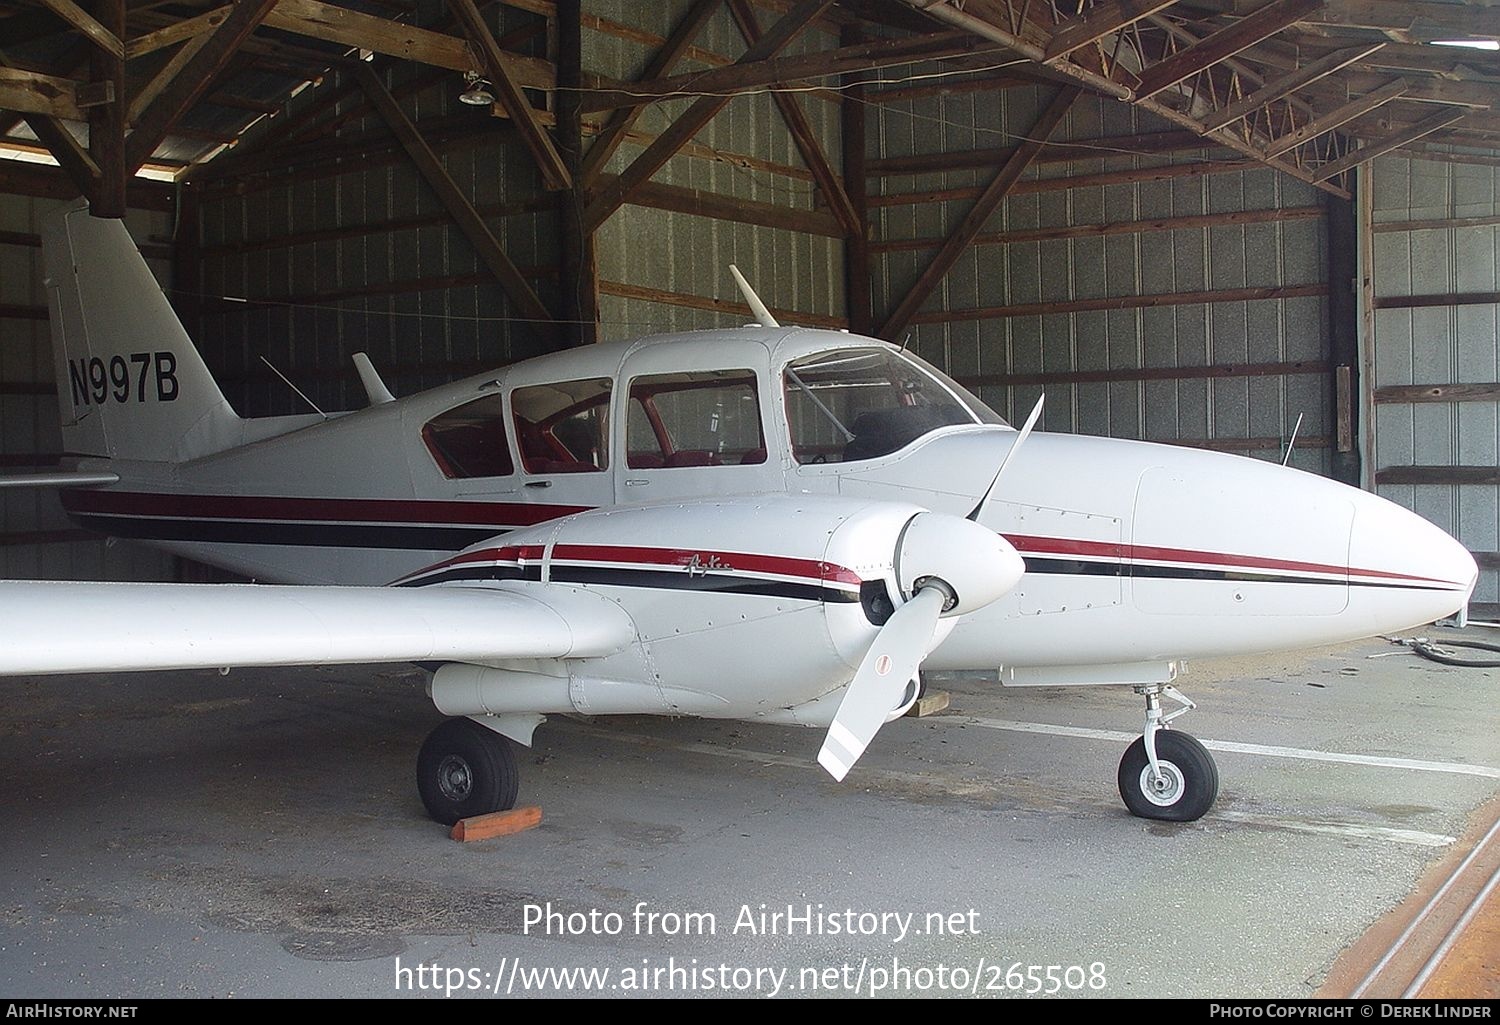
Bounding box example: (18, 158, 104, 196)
(1348, 493, 1478, 631)
(897, 512, 1025, 615)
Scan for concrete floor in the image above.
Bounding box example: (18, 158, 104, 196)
(1, 630, 1496, 998)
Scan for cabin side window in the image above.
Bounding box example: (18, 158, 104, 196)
(511, 378, 612, 473)
(422, 394, 515, 479)
(626, 370, 766, 469)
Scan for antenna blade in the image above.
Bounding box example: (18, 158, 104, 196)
(353, 352, 396, 405)
(729, 264, 779, 328)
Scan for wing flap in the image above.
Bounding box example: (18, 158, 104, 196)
(0, 581, 635, 675)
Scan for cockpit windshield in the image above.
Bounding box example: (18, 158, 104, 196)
(783, 347, 1006, 464)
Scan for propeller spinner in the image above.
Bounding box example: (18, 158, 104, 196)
(817, 512, 1024, 781)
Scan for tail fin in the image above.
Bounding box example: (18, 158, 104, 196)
(41, 203, 241, 463)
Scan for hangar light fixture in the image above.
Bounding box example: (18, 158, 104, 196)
(459, 71, 496, 106)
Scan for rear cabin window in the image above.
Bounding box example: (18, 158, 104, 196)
(422, 395, 514, 479)
(783, 348, 992, 464)
(511, 378, 611, 473)
(627, 370, 766, 469)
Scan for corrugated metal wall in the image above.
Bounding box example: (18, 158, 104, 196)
(868, 81, 1333, 474)
(1368, 154, 1500, 605)
(587, 0, 846, 337)
(0, 195, 177, 581)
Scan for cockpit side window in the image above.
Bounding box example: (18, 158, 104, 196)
(422, 394, 515, 479)
(511, 378, 611, 473)
(783, 348, 1001, 464)
(627, 370, 766, 468)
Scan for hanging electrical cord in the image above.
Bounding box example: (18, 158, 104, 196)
(1381, 635, 1500, 669)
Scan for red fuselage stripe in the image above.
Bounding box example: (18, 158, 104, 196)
(402, 543, 865, 588)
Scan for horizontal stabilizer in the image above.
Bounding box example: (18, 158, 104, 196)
(0, 581, 635, 675)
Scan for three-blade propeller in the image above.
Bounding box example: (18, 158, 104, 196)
(818, 396, 1044, 781)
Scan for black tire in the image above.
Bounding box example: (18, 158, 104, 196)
(1117, 730, 1219, 822)
(416, 718, 520, 826)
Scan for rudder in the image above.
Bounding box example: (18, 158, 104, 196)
(41, 203, 240, 463)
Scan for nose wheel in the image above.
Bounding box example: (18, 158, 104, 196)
(1116, 685, 1219, 822)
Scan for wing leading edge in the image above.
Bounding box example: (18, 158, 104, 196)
(0, 581, 634, 675)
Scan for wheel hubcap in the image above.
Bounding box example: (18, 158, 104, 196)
(437, 754, 474, 802)
(1138, 758, 1185, 807)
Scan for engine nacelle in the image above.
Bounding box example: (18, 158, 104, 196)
(415, 495, 936, 718)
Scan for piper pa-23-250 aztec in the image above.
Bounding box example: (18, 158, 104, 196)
(0, 205, 1477, 826)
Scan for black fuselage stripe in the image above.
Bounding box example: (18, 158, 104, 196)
(72, 514, 500, 551)
(1024, 555, 1460, 591)
(405, 564, 854, 602)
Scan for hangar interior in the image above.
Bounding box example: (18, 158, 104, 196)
(0, 0, 1498, 611)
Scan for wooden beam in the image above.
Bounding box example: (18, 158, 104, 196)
(580, 29, 988, 113)
(126, 28, 213, 124)
(1198, 43, 1386, 133)
(1044, 0, 1179, 60)
(1375, 383, 1500, 405)
(1135, 0, 1325, 100)
(448, 0, 569, 191)
(1374, 290, 1500, 311)
(879, 86, 1080, 339)
(125, 5, 230, 59)
(910, 283, 1330, 325)
(123, 0, 276, 174)
(866, 129, 1211, 177)
(870, 159, 1258, 208)
(0, 67, 81, 119)
(726, 0, 859, 237)
(605, 175, 844, 237)
(1373, 213, 1500, 234)
(353, 63, 554, 329)
(957, 359, 1330, 388)
(1262, 77, 1407, 158)
(1375, 466, 1500, 486)
(579, 0, 719, 188)
(88, 0, 126, 217)
(260, 0, 552, 89)
(870, 205, 1325, 254)
(598, 279, 845, 329)
(20, 115, 99, 199)
(582, 0, 833, 232)
(1311, 108, 1469, 182)
(0, 160, 171, 209)
(37, 0, 124, 60)
(0, 53, 98, 196)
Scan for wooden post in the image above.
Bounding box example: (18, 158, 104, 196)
(841, 24, 872, 336)
(88, 0, 125, 217)
(1326, 188, 1361, 486)
(556, 0, 597, 345)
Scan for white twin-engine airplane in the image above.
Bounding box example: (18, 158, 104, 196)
(0, 205, 1478, 826)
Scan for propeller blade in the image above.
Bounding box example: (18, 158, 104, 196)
(729, 264, 780, 328)
(817, 585, 946, 782)
(967, 392, 1044, 521)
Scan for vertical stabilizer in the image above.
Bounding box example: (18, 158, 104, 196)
(41, 204, 241, 463)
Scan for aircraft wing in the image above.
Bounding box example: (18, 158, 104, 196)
(0, 581, 634, 675)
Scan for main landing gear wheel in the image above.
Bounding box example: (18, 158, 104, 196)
(416, 718, 520, 826)
(1117, 730, 1218, 822)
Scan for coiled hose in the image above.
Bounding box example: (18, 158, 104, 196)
(1390, 636, 1500, 669)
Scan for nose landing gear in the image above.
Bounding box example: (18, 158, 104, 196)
(1117, 684, 1219, 822)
